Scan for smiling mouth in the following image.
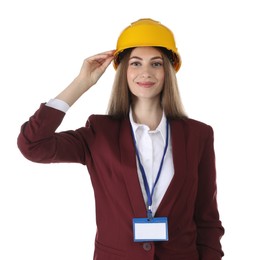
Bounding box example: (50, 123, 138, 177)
(136, 82, 155, 88)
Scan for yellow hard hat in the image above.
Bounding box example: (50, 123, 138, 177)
(113, 18, 181, 72)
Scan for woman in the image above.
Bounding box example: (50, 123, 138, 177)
(17, 18, 224, 259)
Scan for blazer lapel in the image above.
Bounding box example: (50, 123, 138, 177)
(156, 119, 188, 217)
(119, 118, 147, 218)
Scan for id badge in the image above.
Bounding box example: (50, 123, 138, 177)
(133, 217, 168, 242)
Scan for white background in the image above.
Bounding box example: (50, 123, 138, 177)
(1, 0, 254, 259)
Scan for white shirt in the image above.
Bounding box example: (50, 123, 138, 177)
(46, 99, 175, 216)
(129, 110, 174, 216)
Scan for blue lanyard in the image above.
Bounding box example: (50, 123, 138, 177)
(131, 120, 169, 220)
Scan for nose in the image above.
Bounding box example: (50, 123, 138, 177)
(140, 65, 152, 78)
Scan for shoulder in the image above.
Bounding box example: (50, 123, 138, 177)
(171, 117, 213, 129)
(85, 114, 129, 131)
(171, 117, 214, 140)
(87, 114, 127, 125)
(184, 118, 213, 130)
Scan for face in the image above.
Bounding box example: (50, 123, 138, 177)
(127, 47, 165, 102)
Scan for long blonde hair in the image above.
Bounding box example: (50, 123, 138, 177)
(107, 47, 187, 120)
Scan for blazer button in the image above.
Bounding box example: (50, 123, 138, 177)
(143, 242, 152, 251)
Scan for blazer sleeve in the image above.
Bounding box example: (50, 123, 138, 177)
(17, 103, 92, 165)
(195, 125, 225, 259)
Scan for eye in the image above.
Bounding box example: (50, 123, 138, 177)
(152, 61, 163, 67)
(129, 61, 141, 67)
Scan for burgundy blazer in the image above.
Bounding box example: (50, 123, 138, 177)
(17, 104, 224, 260)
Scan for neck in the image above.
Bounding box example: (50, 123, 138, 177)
(131, 99, 163, 130)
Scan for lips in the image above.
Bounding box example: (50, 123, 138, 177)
(136, 81, 155, 88)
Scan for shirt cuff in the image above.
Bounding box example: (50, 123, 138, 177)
(46, 99, 70, 113)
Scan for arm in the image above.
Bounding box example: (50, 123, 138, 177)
(17, 50, 115, 163)
(55, 50, 115, 106)
(195, 126, 225, 259)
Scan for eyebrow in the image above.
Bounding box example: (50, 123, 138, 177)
(129, 56, 163, 60)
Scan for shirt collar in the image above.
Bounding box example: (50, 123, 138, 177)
(129, 108, 167, 142)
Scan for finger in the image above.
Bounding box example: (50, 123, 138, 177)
(90, 53, 114, 62)
(97, 50, 116, 55)
(87, 50, 115, 61)
(100, 55, 115, 70)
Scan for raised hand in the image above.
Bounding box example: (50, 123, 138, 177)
(55, 50, 115, 106)
(78, 50, 115, 88)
